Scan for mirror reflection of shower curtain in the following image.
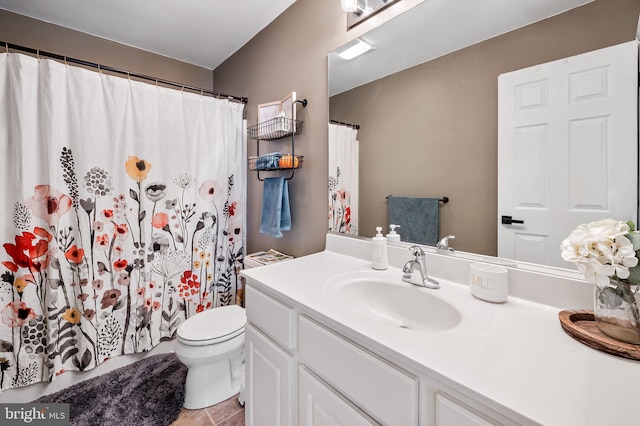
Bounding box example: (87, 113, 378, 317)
(328, 123, 359, 234)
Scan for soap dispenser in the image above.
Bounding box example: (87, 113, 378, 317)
(386, 224, 401, 242)
(371, 226, 389, 270)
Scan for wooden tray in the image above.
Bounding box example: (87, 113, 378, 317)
(558, 310, 640, 360)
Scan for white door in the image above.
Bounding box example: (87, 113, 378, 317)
(498, 40, 638, 268)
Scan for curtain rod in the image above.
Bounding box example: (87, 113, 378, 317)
(1, 40, 248, 104)
(330, 119, 360, 130)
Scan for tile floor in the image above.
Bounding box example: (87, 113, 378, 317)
(171, 394, 244, 426)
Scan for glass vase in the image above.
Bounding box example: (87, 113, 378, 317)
(594, 277, 640, 345)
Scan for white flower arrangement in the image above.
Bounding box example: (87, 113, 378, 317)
(561, 218, 640, 285)
(561, 219, 640, 343)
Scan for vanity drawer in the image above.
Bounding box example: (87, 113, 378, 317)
(245, 284, 295, 351)
(298, 315, 418, 426)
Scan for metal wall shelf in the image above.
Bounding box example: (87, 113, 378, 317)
(248, 154, 304, 171)
(248, 98, 307, 181)
(247, 118, 303, 141)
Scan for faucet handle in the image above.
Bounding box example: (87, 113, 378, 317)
(436, 235, 456, 253)
(408, 245, 425, 259)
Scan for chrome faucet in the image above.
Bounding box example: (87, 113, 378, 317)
(402, 245, 440, 289)
(436, 235, 456, 255)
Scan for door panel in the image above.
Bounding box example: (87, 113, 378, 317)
(568, 116, 608, 209)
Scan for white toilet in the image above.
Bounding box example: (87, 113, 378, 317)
(174, 304, 246, 409)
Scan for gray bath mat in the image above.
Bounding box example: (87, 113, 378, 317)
(35, 352, 187, 426)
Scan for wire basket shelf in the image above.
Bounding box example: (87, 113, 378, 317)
(248, 154, 304, 171)
(247, 117, 304, 141)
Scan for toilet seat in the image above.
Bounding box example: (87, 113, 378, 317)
(177, 305, 246, 346)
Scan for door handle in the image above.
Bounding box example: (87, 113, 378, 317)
(501, 215, 524, 225)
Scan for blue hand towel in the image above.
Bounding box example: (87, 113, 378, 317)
(388, 196, 439, 245)
(256, 152, 282, 170)
(260, 177, 291, 238)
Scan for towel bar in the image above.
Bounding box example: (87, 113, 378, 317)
(386, 195, 449, 204)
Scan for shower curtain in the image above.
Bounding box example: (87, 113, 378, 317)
(328, 123, 359, 235)
(0, 52, 245, 390)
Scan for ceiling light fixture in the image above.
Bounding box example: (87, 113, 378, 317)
(341, 0, 359, 13)
(336, 38, 374, 60)
(343, 0, 401, 29)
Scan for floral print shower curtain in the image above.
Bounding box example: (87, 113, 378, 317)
(0, 53, 245, 390)
(328, 123, 359, 234)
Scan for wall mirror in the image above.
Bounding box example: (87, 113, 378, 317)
(328, 0, 638, 272)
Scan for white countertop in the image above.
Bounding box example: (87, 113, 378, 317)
(241, 235, 640, 426)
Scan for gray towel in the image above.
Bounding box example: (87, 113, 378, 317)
(388, 196, 439, 245)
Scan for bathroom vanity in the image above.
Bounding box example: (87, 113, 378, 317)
(241, 233, 639, 425)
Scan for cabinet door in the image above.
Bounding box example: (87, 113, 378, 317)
(436, 394, 498, 426)
(298, 366, 378, 426)
(245, 324, 294, 426)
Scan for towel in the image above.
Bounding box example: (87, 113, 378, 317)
(260, 177, 291, 238)
(388, 196, 439, 245)
(256, 152, 282, 170)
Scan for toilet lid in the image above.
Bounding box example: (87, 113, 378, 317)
(177, 305, 246, 343)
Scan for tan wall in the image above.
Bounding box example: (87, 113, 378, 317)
(0, 10, 213, 91)
(213, 0, 426, 258)
(0, 2, 420, 261)
(216, 0, 640, 258)
(330, 0, 640, 256)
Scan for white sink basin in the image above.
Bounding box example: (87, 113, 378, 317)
(330, 276, 462, 332)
